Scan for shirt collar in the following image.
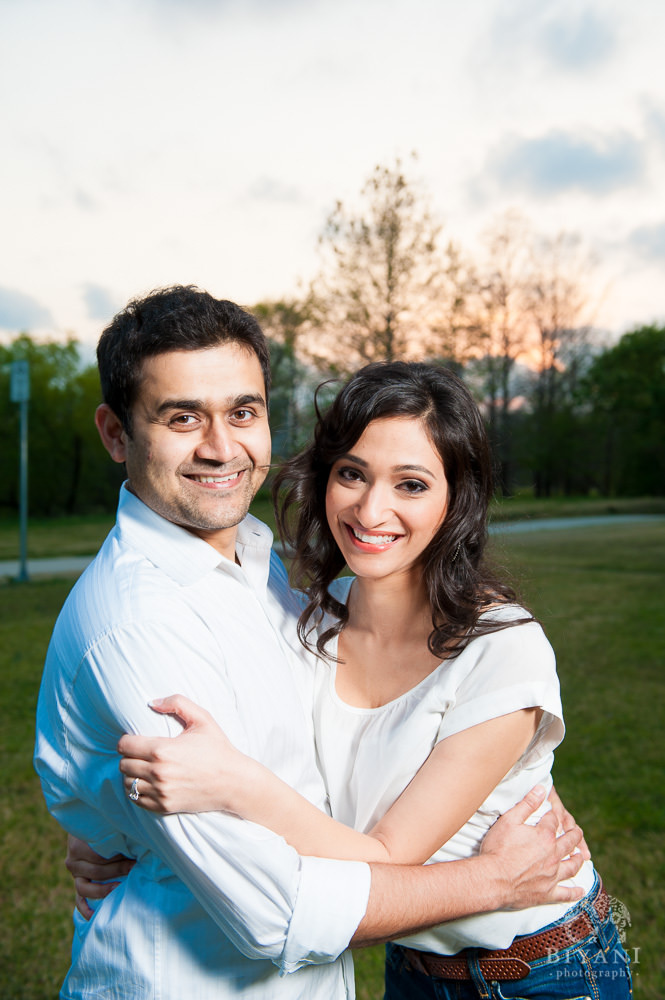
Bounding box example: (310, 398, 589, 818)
(115, 483, 274, 589)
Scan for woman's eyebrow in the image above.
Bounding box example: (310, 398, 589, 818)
(338, 452, 369, 467)
(339, 454, 435, 477)
(393, 464, 435, 476)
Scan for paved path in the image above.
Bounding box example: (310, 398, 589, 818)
(0, 555, 94, 579)
(488, 513, 665, 534)
(1, 514, 662, 582)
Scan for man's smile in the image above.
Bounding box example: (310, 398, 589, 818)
(185, 470, 245, 486)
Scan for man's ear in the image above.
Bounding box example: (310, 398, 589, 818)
(95, 404, 128, 463)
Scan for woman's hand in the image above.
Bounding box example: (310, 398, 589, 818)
(65, 835, 135, 920)
(118, 694, 258, 815)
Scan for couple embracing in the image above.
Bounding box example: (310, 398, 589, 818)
(35, 285, 630, 999)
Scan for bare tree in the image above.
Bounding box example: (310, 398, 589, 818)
(428, 239, 479, 368)
(468, 210, 534, 495)
(251, 298, 315, 456)
(524, 232, 596, 496)
(306, 157, 450, 373)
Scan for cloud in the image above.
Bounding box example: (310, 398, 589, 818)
(82, 283, 120, 321)
(74, 188, 97, 212)
(145, 0, 311, 26)
(153, 0, 309, 9)
(488, 129, 645, 197)
(0, 286, 53, 332)
(144, 0, 230, 13)
(540, 7, 615, 70)
(247, 176, 303, 204)
(645, 105, 665, 153)
(488, 3, 616, 73)
(628, 222, 665, 262)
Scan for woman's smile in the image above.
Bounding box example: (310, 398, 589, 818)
(326, 416, 449, 582)
(344, 523, 403, 551)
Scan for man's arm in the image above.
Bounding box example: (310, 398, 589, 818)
(352, 785, 583, 946)
(36, 620, 370, 974)
(66, 785, 583, 948)
(43, 618, 582, 971)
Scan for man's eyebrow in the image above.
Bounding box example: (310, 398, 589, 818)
(156, 393, 266, 415)
(232, 394, 267, 409)
(156, 399, 205, 414)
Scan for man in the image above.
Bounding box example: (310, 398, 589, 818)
(35, 286, 583, 999)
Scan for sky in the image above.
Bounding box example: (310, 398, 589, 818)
(1, 0, 664, 350)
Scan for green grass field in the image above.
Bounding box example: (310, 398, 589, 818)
(1, 517, 663, 998)
(1, 495, 664, 561)
(0, 499, 277, 562)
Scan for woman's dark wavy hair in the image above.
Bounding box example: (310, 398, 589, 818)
(273, 361, 533, 660)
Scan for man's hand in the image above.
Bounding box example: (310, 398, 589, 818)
(481, 785, 585, 910)
(65, 835, 135, 920)
(548, 784, 591, 860)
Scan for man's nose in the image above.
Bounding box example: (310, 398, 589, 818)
(195, 419, 243, 463)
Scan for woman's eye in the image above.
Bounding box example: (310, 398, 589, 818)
(338, 467, 363, 482)
(400, 479, 428, 494)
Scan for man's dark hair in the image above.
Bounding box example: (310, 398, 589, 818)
(97, 285, 271, 433)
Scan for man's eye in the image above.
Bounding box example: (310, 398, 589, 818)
(231, 409, 254, 422)
(170, 414, 197, 426)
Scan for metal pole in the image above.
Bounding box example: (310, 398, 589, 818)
(10, 360, 30, 582)
(18, 397, 29, 581)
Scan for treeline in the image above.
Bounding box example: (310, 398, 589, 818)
(1, 159, 664, 515)
(255, 159, 665, 500)
(0, 335, 124, 516)
(1, 321, 664, 518)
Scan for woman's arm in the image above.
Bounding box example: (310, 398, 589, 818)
(119, 694, 542, 865)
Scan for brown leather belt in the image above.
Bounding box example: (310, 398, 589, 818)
(400, 882, 610, 982)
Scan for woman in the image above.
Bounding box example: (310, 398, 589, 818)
(118, 362, 631, 998)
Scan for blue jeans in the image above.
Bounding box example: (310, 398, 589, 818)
(384, 891, 632, 999)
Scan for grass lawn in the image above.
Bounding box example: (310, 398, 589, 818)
(1, 518, 663, 998)
(1, 494, 664, 562)
(489, 494, 665, 523)
(0, 496, 277, 562)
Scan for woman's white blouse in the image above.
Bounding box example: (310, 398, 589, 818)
(313, 577, 595, 954)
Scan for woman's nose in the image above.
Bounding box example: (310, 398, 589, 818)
(354, 484, 391, 526)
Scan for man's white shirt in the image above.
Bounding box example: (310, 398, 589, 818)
(35, 486, 370, 999)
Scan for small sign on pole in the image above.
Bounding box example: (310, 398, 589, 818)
(10, 360, 30, 582)
(10, 359, 30, 402)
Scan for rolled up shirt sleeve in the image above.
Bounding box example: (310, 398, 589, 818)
(35, 616, 371, 973)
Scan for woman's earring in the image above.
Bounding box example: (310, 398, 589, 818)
(451, 542, 461, 563)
